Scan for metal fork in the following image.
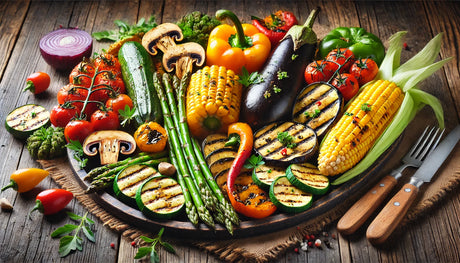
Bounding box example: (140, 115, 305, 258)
(337, 126, 444, 235)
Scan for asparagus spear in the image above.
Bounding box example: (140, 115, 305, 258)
(163, 73, 218, 211)
(153, 72, 215, 229)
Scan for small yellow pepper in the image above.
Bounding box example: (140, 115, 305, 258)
(1, 168, 49, 193)
(134, 122, 168, 153)
(206, 10, 271, 74)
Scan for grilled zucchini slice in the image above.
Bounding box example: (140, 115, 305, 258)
(269, 176, 313, 213)
(5, 104, 50, 140)
(254, 122, 318, 165)
(292, 83, 343, 138)
(136, 175, 185, 219)
(286, 163, 330, 195)
(113, 164, 159, 206)
(252, 163, 286, 191)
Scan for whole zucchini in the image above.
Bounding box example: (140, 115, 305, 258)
(118, 41, 162, 127)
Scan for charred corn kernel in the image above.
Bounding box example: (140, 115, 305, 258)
(186, 65, 243, 138)
(318, 80, 404, 176)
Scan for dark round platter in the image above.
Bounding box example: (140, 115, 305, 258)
(68, 138, 400, 240)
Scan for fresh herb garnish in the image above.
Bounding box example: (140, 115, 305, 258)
(92, 16, 157, 42)
(51, 212, 95, 258)
(118, 104, 137, 127)
(291, 54, 298, 60)
(277, 70, 288, 80)
(65, 140, 88, 168)
(134, 228, 175, 263)
(273, 85, 282, 93)
(344, 111, 353, 116)
(361, 103, 372, 112)
(238, 66, 264, 87)
(244, 154, 265, 170)
(263, 90, 271, 99)
(304, 109, 321, 118)
(277, 131, 297, 149)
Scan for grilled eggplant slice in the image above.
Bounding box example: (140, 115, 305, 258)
(292, 82, 343, 138)
(202, 133, 230, 157)
(286, 163, 330, 195)
(254, 121, 318, 165)
(252, 163, 286, 191)
(202, 133, 237, 177)
(214, 169, 229, 198)
(113, 164, 159, 206)
(269, 176, 313, 213)
(136, 175, 185, 219)
(5, 104, 50, 140)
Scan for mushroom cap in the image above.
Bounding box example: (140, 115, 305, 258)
(142, 23, 184, 56)
(162, 42, 206, 72)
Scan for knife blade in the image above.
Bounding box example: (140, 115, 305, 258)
(366, 124, 460, 245)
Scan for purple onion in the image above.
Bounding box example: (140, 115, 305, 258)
(39, 28, 93, 71)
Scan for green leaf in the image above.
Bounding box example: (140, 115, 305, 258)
(67, 212, 82, 221)
(58, 235, 78, 257)
(157, 228, 165, 238)
(238, 67, 263, 87)
(140, 236, 155, 243)
(83, 226, 96, 242)
(161, 241, 176, 254)
(150, 249, 160, 263)
(51, 224, 78, 238)
(243, 154, 264, 169)
(85, 217, 95, 225)
(376, 31, 406, 81)
(134, 247, 152, 259)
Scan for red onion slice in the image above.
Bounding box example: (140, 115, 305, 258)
(39, 28, 93, 71)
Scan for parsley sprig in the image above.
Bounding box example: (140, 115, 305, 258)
(238, 67, 264, 87)
(134, 228, 175, 263)
(65, 140, 88, 168)
(244, 154, 265, 170)
(92, 16, 157, 42)
(51, 212, 95, 258)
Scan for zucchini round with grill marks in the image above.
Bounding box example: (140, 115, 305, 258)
(292, 82, 343, 138)
(254, 121, 318, 165)
(252, 163, 286, 191)
(135, 175, 185, 219)
(286, 163, 330, 195)
(5, 104, 50, 140)
(269, 175, 313, 213)
(113, 164, 159, 206)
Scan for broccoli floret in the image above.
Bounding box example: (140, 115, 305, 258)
(176, 11, 221, 48)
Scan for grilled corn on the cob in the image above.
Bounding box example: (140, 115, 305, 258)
(186, 65, 243, 138)
(318, 80, 404, 176)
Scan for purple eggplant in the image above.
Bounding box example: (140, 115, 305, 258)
(240, 8, 320, 129)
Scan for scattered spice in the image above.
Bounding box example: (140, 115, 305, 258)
(281, 148, 288, 156)
(314, 239, 322, 248)
(110, 242, 115, 249)
(294, 247, 299, 253)
(315, 101, 322, 106)
(131, 241, 136, 247)
(403, 42, 409, 50)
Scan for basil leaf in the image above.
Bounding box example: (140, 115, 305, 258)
(82, 226, 95, 242)
(51, 224, 78, 238)
(58, 236, 77, 257)
(134, 247, 151, 259)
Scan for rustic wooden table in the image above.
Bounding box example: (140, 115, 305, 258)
(1, 0, 459, 262)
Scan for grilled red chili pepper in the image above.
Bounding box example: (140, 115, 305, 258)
(225, 122, 277, 219)
(252, 10, 299, 47)
(29, 189, 73, 218)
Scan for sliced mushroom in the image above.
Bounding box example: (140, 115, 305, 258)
(162, 42, 205, 78)
(83, 130, 136, 165)
(142, 23, 184, 56)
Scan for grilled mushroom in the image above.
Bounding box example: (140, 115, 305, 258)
(83, 130, 136, 165)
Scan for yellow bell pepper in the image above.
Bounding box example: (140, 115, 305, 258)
(206, 10, 271, 74)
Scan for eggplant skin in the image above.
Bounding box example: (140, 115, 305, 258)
(240, 37, 317, 130)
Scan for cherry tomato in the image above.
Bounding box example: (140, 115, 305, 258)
(50, 104, 79, 127)
(326, 48, 355, 72)
(106, 94, 134, 114)
(64, 119, 93, 143)
(90, 109, 120, 131)
(92, 72, 125, 101)
(350, 58, 379, 86)
(94, 53, 121, 74)
(304, 60, 338, 84)
(331, 73, 360, 101)
(29, 189, 73, 216)
(69, 61, 95, 88)
(57, 84, 88, 105)
(24, 72, 50, 94)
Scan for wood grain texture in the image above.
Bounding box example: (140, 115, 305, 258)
(0, 1, 459, 262)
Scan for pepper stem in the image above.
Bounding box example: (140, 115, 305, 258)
(216, 9, 251, 49)
(23, 80, 35, 93)
(28, 200, 44, 220)
(1, 180, 17, 192)
(225, 133, 241, 147)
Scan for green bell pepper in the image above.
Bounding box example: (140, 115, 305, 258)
(319, 27, 385, 66)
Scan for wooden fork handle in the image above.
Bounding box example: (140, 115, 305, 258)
(337, 175, 398, 235)
(366, 183, 419, 245)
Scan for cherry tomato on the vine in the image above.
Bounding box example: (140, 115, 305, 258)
(57, 84, 88, 105)
(24, 72, 50, 94)
(350, 58, 379, 86)
(106, 94, 134, 114)
(50, 104, 79, 127)
(69, 61, 95, 88)
(331, 73, 360, 101)
(94, 53, 121, 74)
(304, 60, 338, 84)
(326, 48, 355, 72)
(90, 109, 120, 131)
(64, 119, 93, 143)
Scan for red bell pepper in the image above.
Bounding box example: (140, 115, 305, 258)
(252, 10, 299, 47)
(226, 122, 277, 219)
(29, 189, 73, 218)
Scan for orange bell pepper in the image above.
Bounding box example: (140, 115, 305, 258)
(226, 122, 277, 219)
(206, 10, 271, 74)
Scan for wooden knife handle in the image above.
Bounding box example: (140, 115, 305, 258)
(366, 183, 419, 245)
(337, 175, 398, 235)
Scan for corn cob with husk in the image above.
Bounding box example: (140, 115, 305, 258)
(317, 31, 451, 183)
(186, 65, 243, 138)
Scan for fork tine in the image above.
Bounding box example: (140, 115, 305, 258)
(407, 126, 430, 157)
(417, 127, 442, 161)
